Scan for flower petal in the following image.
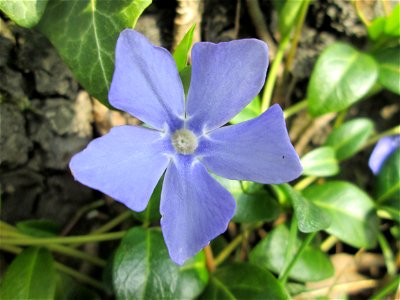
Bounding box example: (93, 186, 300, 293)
(109, 29, 184, 131)
(197, 104, 302, 184)
(369, 135, 400, 175)
(186, 39, 268, 133)
(70, 126, 170, 211)
(160, 156, 236, 265)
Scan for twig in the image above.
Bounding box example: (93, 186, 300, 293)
(245, 0, 277, 58)
(204, 245, 216, 272)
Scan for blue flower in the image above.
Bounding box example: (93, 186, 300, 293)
(369, 135, 400, 175)
(70, 30, 302, 265)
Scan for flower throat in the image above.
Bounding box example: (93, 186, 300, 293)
(171, 129, 198, 155)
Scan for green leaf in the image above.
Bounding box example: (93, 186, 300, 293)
(368, 17, 386, 41)
(374, 46, 400, 94)
(37, 0, 151, 107)
(113, 227, 208, 300)
(376, 148, 400, 204)
(303, 181, 379, 249)
(132, 178, 162, 224)
(173, 24, 196, 72)
(0, 0, 48, 28)
(179, 65, 192, 97)
(16, 219, 61, 237)
(55, 273, 100, 300)
(301, 146, 339, 177)
(215, 177, 280, 223)
(278, 0, 304, 39)
(307, 43, 378, 116)
(249, 224, 334, 282)
(199, 263, 288, 300)
(0, 247, 56, 300)
(324, 118, 374, 160)
(278, 184, 332, 233)
(384, 4, 400, 37)
(230, 96, 261, 124)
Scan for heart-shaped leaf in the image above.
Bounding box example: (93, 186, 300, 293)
(301, 146, 339, 177)
(37, 0, 151, 107)
(250, 224, 334, 282)
(307, 43, 378, 116)
(0, 0, 48, 28)
(303, 181, 379, 249)
(113, 227, 208, 300)
(199, 263, 288, 300)
(324, 118, 374, 160)
(0, 247, 56, 300)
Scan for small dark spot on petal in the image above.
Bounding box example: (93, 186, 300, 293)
(282, 156, 285, 159)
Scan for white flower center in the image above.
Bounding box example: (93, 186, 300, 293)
(171, 129, 198, 155)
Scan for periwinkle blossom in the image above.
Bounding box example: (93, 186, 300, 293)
(70, 29, 302, 265)
(369, 135, 400, 175)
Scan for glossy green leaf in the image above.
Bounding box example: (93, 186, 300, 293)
(55, 273, 100, 300)
(113, 227, 208, 300)
(307, 43, 378, 116)
(324, 118, 374, 160)
(0, 0, 48, 28)
(132, 178, 162, 224)
(173, 24, 196, 72)
(230, 96, 261, 124)
(278, 0, 304, 39)
(37, 0, 151, 107)
(200, 263, 288, 300)
(301, 146, 339, 176)
(376, 148, 400, 204)
(0, 247, 56, 300)
(303, 181, 379, 249)
(250, 224, 334, 282)
(278, 184, 331, 233)
(16, 219, 61, 237)
(374, 46, 400, 95)
(215, 177, 280, 223)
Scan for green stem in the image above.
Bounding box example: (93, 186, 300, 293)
(91, 211, 132, 235)
(279, 232, 317, 284)
(334, 109, 348, 128)
(261, 36, 290, 112)
(49, 244, 106, 267)
(215, 232, 247, 266)
(370, 276, 400, 300)
(320, 235, 338, 252)
(0, 244, 105, 291)
(294, 176, 317, 191)
(0, 228, 107, 267)
(55, 262, 105, 291)
(1, 231, 126, 245)
(363, 125, 400, 149)
(284, 0, 311, 73)
(377, 233, 396, 276)
(283, 99, 308, 119)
